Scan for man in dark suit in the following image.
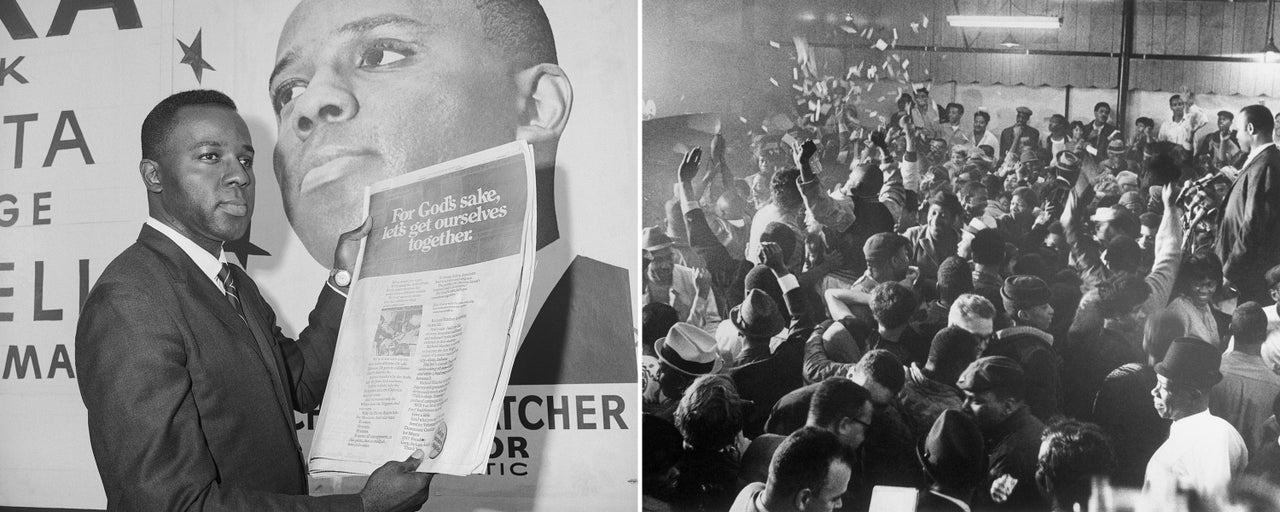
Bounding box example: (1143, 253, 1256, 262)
(1219, 104, 1280, 306)
(75, 90, 431, 511)
(999, 107, 1041, 161)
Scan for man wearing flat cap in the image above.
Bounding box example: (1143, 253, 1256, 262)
(1000, 106, 1041, 162)
(988, 276, 1063, 421)
(1145, 337, 1248, 499)
(959, 356, 1048, 511)
(648, 322, 725, 422)
(916, 409, 987, 512)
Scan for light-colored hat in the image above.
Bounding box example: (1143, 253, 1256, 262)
(653, 322, 723, 376)
(641, 226, 673, 251)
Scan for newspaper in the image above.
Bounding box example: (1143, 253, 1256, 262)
(308, 141, 538, 477)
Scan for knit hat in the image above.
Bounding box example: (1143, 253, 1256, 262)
(1001, 275, 1052, 310)
(1155, 337, 1223, 390)
(654, 322, 723, 376)
(730, 288, 785, 338)
(957, 355, 1026, 395)
(864, 232, 909, 263)
(918, 409, 987, 489)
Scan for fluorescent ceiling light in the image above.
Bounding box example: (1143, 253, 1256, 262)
(947, 15, 1062, 29)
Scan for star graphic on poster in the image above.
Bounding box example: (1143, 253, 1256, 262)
(225, 224, 270, 267)
(177, 29, 215, 83)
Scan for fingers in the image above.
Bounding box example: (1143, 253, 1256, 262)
(685, 147, 702, 165)
(401, 448, 425, 471)
(342, 216, 373, 240)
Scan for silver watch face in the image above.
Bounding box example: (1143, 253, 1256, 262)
(333, 270, 351, 287)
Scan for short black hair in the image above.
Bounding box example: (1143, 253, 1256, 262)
(473, 0, 558, 70)
(1241, 104, 1276, 136)
(1177, 252, 1224, 296)
(1136, 117, 1155, 128)
(140, 89, 237, 161)
(928, 325, 980, 383)
(642, 302, 679, 351)
(772, 168, 803, 210)
(946, 102, 964, 115)
(1232, 302, 1269, 347)
(871, 281, 918, 329)
(1097, 274, 1150, 317)
(768, 426, 854, 500)
(854, 349, 906, 394)
(808, 377, 871, 429)
(1037, 419, 1117, 508)
(1169, 94, 1183, 104)
(973, 111, 991, 123)
(937, 256, 974, 304)
(971, 229, 1005, 266)
(1094, 102, 1111, 112)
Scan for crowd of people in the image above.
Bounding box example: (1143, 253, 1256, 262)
(641, 87, 1280, 512)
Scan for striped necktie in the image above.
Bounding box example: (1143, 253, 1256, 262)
(218, 263, 247, 323)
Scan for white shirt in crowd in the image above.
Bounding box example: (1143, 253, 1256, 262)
(1144, 409, 1248, 500)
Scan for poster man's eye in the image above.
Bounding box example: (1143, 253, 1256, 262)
(359, 46, 411, 68)
(273, 82, 307, 112)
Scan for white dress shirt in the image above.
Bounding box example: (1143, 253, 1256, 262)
(146, 217, 228, 293)
(1144, 409, 1248, 499)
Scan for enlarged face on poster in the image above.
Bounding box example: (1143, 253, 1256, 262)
(269, 0, 571, 266)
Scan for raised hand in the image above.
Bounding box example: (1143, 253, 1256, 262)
(678, 147, 702, 184)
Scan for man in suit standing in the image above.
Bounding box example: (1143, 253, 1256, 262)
(1219, 104, 1280, 306)
(75, 90, 432, 511)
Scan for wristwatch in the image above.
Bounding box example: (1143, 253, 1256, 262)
(330, 269, 352, 287)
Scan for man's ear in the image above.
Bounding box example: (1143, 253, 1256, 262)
(514, 63, 573, 144)
(794, 488, 813, 511)
(140, 159, 163, 193)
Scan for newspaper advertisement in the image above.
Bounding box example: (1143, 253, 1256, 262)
(309, 141, 538, 477)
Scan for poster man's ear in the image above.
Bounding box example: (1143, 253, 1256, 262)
(140, 159, 163, 193)
(514, 63, 573, 144)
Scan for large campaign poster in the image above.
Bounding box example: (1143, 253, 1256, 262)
(0, 1, 638, 510)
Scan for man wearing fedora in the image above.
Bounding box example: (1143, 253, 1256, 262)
(714, 241, 810, 361)
(643, 226, 719, 331)
(1145, 337, 1248, 499)
(958, 356, 1048, 511)
(648, 322, 725, 422)
(916, 409, 987, 512)
(727, 287, 810, 437)
(988, 276, 1063, 421)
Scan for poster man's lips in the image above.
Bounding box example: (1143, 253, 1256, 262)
(299, 149, 378, 195)
(219, 202, 249, 216)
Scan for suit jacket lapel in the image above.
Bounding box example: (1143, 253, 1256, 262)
(136, 226, 284, 396)
(230, 265, 297, 424)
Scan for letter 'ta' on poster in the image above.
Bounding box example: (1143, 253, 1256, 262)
(308, 141, 538, 477)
